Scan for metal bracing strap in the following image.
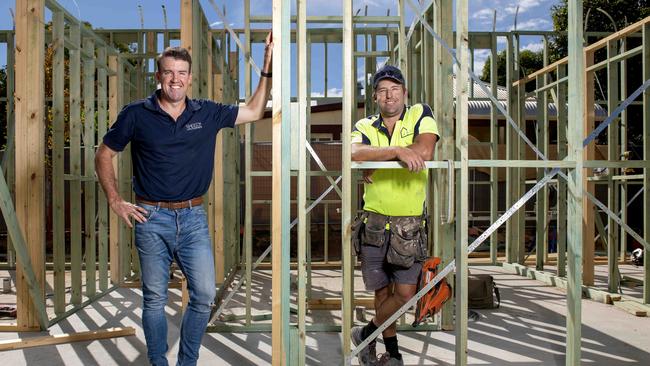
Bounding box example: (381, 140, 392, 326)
(207, 0, 262, 76)
(586, 191, 650, 252)
(306, 142, 344, 198)
(404, 1, 427, 43)
(404, 0, 547, 162)
(290, 176, 343, 228)
(405, 0, 434, 44)
(594, 187, 643, 243)
(210, 176, 342, 323)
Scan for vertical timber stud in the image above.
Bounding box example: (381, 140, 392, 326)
(342, 0, 354, 361)
(489, 32, 499, 265)
(429, 3, 439, 261)
(455, 1, 469, 364)
(429, 4, 438, 260)
(297, 0, 308, 364)
(272, 0, 292, 364)
(516, 62, 526, 264)
(305, 32, 313, 300)
(97, 46, 109, 292)
(14, 0, 46, 330)
(640, 23, 650, 304)
(225, 42, 240, 283)
(583, 44, 596, 287)
(398, 0, 407, 81)
(438, 0, 452, 326)
(180, 0, 199, 98)
(206, 30, 215, 252)
(423, 9, 433, 107)
(108, 54, 124, 284)
(147, 32, 156, 92)
(505, 34, 516, 264)
(435, 0, 455, 330)
(6, 30, 16, 269)
(244, 0, 253, 326)
(607, 39, 620, 294)
(536, 37, 550, 269)
(52, 9, 65, 315)
(557, 63, 568, 278)
(69, 24, 82, 306)
(207, 35, 217, 254)
(620, 39, 628, 263)
(536, 73, 548, 271)
(537, 36, 551, 264)
(213, 80, 225, 284)
(83, 37, 97, 298)
(566, 0, 584, 363)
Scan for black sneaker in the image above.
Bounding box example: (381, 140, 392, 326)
(351, 326, 377, 365)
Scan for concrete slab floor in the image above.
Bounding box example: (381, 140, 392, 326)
(0, 265, 649, 365)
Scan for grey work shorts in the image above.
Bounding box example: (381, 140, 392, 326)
(359, 236, 422, 292)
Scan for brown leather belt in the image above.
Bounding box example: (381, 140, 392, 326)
(136, 196, 203, 209)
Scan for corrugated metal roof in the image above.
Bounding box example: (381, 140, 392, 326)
(450, 76, 608, 120)
(452, 75, 510, 100)
(466, 100, 607, 120)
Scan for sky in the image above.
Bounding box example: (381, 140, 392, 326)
(0, 0, 558, 97)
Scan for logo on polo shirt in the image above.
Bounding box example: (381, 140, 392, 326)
(186, 122, 203, 131)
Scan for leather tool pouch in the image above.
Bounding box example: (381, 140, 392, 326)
(361, 212, 388, 247)
(351, 214, 364, 256)
(387, 216, 423, 268)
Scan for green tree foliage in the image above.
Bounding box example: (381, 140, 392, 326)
(0, 67, 5, 97)
(480, 49, 544, 92)
(550, 0, 650, 61)
(551, 0, 650, 146)
(481, 0, 650, 87)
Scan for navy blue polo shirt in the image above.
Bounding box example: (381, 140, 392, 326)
(103, 90, 239, 201)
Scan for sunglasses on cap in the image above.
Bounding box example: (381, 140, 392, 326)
(372, 66, 405, 89)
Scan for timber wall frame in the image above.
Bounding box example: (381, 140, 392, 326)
(511, 16, 650, 304)
(1, 0, 238, 332)
(2, 0, 649, 365)
(0, 0, 151, 331)
(233, 1, 649, 365)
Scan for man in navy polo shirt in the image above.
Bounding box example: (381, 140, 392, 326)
(95, 33, 274, 366)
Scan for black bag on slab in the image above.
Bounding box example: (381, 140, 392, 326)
(468, 274, 500, 309)
(632, 248, 644, 267)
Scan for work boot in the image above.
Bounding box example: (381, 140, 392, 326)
(351, 326, 377, 365)
(376, 352, 404, 366)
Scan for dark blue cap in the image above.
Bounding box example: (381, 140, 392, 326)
(372, 64, 405, 89)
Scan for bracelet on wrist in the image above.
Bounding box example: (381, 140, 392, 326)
(260, 71, 272, 78)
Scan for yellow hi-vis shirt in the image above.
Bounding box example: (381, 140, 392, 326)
(351, 103, 439, 216)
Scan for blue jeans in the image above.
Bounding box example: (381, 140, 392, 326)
(135, 203, 216, 366)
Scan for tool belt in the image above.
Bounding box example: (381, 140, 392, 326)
(352, 211, 428, 268)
